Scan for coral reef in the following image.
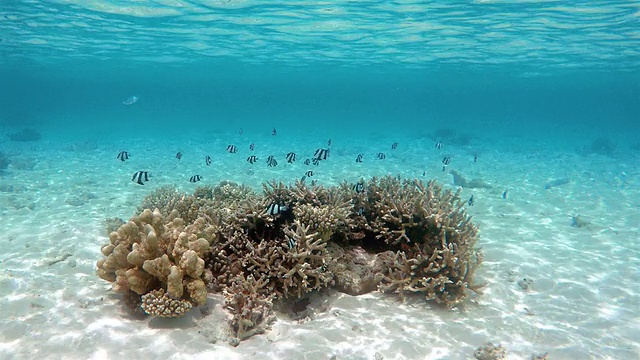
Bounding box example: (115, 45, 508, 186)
(97, 175, 482, 342)
(0, 152, 10, 170)
(579, 137, 616, 157)
(8, 128, 42, 142)
(475, 342, 507, 360)
(433, 127, 473, 146)
(570, 214, 590, 228)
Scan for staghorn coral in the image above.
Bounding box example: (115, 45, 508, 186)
(98, 176, 482, 341)
(223, 273, 275, 342)
(370, 177, 484, 306)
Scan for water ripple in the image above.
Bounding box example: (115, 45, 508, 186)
(0, 0, 638, 69)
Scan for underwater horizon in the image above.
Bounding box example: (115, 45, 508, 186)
(1, 1, 639, 359)
(1, 0, 639, 146)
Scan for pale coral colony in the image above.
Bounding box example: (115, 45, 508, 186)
(97, 176, 484, 342)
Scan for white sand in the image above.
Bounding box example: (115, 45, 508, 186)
(1, 135, 639, 360)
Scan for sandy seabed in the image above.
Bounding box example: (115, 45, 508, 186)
(1, 135, 639, 360)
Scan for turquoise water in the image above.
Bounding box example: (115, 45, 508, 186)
(1, 1, 640, 359)
(1, 1, 638, 144)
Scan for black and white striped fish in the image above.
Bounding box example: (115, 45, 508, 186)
(305, 170, 314, 177)
(442, 155, 451, 172)
(176, 152, 182, 160)
(468, 195, 475, 206)
(272, 127, 277, 136)
(320, 261, 328, 272)
(313, 148, 329, 161)
(249, 143, 255, 151)
(353, 182, 365, 193)
(205, 155, 212, 166)
(117, 151, 129, 162)
(355, 154, 363, 163)
(312, 158, 320, 166)
(132, 171, 150, 185)
(247, 155, 257, 164)
(304, 158, 311, 165)
(286, 152, 297, 163)
(226, 145, 237, 154)
(327, 139, 332, 147)
(435, 142, 443, 149)
(266, 155, 277, 167)
(377, 152, 386, 160)
(190, 175, 202, 183)
(267, 203, 288, 216)
(287, 238, 296, 249)
(391, 142, 398, 150)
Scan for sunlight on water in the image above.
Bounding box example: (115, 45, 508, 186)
(1, 0, 638, 69)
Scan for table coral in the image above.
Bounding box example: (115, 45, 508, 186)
(97, 176, 483, 341)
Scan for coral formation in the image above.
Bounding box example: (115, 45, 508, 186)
(0, 152, 10, 170)
(8, 128, 42, 142)
(97, 176, 482, 342)
(579, 137, 616, 156)
(475, 342, 507, 360)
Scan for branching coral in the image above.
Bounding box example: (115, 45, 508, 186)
(98, 176, 483, 341)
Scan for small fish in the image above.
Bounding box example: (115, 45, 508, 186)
(247, 155, 257, 164)
(313, 148, 329, 161)
(502, 190, 508, 199)
(305, 170, 314, 177)
(272, 127, 277, 136)
(304, 158, 311, 165)
(266, 155, 277, 167)
(353, 182, 365, 193)
(132, 171, 150, 185)
(377, 152, 386, 160)
(226, 145, 237, 154)
(442, 156, 451, 166)
(287, 238, 296, 249)
(312, 158, 320, 166)
(205, 155, 212, 166)
(391, 142, 398, 150)
(422, 171, 426, 176)
(327, 139, 332, 147)
(468, 195, 474, 206)
(249, 143, 255, 151)
(239, 128, 243, 136)
(189, 175, 202, 183)
(320, 261, 328, 272)
(355, 154, 363, 163)
(267, 203, 288, 216)
(175, 152, 182, 161)
(435, 142, 443, 149)
(357, 207, 365, 216)
(474, 154, 478, 163)
(286, 152, 297, 163)
(117, 151, 129, 162)
(122, 95, 138, 105)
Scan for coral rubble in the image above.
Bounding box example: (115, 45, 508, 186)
(97, 176, 483, 342)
